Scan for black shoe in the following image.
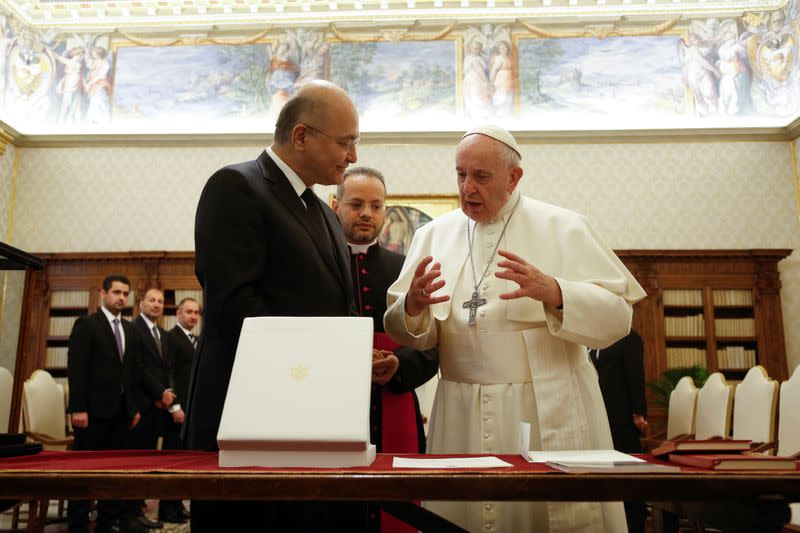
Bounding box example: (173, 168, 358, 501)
(135, 513, 163, 529)
(158, 506, 187, 524)
(122, 517, 148, 533)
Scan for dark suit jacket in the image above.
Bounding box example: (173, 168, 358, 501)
(67, 310, 142, 421)
(186, 150, 353, 450)
(167, 325, 195, 406)
(592, 330, 647, 427)
(133, 315, 173, 410)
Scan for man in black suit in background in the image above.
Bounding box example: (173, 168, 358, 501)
(590, 329, 648, 533)
(131, 288, 177, 529)
(160, 297, 199, 523)
(67, 274, 145, 533)
(186, 80, 360, 532)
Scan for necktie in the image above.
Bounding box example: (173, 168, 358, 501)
(113, 318, 124, 362)
(152, 325, 162, 357)
(188, 332, 197, 349)
(301, 188, 333, 252)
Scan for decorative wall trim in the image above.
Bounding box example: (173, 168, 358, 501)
(7, 126, 800, 147)
(0, 129, 15, 155)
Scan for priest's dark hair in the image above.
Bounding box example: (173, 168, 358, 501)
(337, 166, 386, 200)
(102, 274, 130, 292)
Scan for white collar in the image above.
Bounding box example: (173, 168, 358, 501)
(177, 323, 194, 338)
(139, 313, 158, 331)
(100, 305, 121, 324)
(266, 146, 307, 200)
(347, 239, 379, 255)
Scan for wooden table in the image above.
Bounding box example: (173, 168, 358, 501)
(1, 451, 798, 532)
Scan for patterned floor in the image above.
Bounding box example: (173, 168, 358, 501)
(0, 500, 191, 532)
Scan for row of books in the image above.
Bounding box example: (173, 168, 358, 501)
(666, 348, 706, 368)
(50, 290, 90, 309)
(714, 318, 755, 337)
(46, 347, 69, 368)
(174, 289, 203, 305)
(662, 289, 754, 308)
(665, 315, 705, 337)
(717, 346, 757, 369)
(712, 290, 753, 307)
(662, 290, 703, 307)
(48, 316, 79, 337)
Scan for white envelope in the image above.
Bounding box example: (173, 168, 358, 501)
(217, 316, 376, 467)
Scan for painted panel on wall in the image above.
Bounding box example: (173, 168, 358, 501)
(518, 36, 684, 121)
(113, 43, 272, 123)
(330, 40, 457, 129)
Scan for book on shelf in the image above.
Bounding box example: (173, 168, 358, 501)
(666, 347, 706, 369)
(45, 347, 69, 368)
(50, 290, 89, 309)
(651, 439, 752, 457)
(712, 290, 753, 307)
(662, 290, 703, 307)
(717, 346, 756, 369)
(668, 453, 797, 471)
(665, 314, 705, 337)
(714, 318, 755, 337)
(174, 289, 203, 304)
(48, 316, 78, 337)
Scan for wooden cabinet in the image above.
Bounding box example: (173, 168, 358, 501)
(9, 249, 792, 434)
(10, 252, 201, 430)
(619, 249, 790, 385)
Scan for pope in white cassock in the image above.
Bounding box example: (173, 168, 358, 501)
(384, 126, 647, 532)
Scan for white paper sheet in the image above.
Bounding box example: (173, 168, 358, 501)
(393, 457, 513, 469)
(527, 449, 645, 466)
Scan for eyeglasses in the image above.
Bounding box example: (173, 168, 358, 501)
(342, 200, 385, 213)
(303, 124, 360, 149)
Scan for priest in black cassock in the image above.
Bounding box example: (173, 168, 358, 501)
(334, 167, 439, 533)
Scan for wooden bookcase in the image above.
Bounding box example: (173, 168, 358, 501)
(8, 249, 791, 435)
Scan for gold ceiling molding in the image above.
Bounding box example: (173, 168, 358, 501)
(0, 128, 15, 155)
(115, 27, 274, 46)
(516, 16, 681, 38)
(329, 21, 457, 42)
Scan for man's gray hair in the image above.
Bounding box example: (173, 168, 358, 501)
(337, 167, 387, 199)
(273, 92, 320, 145)
(494, 140, 521, 170)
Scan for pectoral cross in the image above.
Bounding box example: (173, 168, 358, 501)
(462, 290, 487, 326)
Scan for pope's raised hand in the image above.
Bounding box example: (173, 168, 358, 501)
(495, 250, 563, 308)
(404, 256, 450, 317)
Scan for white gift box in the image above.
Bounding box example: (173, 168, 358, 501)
(217, 316, 376, 467)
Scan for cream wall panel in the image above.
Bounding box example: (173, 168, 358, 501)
(8, 140, 800, 376)
(0, 145, 22, 378)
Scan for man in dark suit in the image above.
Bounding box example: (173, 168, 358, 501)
(67, 274, 145, 533)
(186, 80, 360, 532)
(160, 297, 199, 523)
(334, 167, 439, 533)
(590, 329, 648, 533)
(131, 288, 177, 529)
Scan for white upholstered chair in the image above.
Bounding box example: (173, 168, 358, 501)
(694, 372, 733, 440)
(778, 366, 800, 528)
(0, 367, 12, 433)
(22, 370, 73, 450)
(21, 370, 73, 528)
(666, 376, 699, 441)
(731, 366, 778, 447)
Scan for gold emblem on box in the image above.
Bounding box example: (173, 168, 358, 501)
(291, 364, 309, 382)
